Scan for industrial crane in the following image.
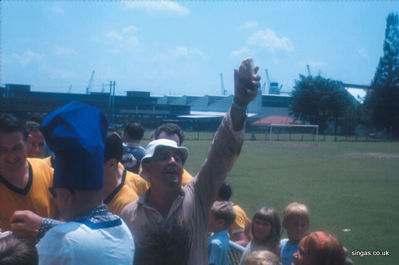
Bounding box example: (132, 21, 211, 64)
(262, 69, 271, 94)
(220, 73, 227, 95)
(306, 64, 311, 76)
(86, 71, 95, 94)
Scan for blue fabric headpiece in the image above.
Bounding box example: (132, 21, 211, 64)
(41, 101, 108, 190)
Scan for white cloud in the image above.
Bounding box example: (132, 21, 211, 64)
(53, 45, 77, 56)
(248, 29, 294, 53)
(105, 27, 139, 46)
(49, 7, 64, 14)
(123, 0, 190, 16)
(174, 46, 205, 58)
(239, 20, 259, 30)
(106, 31, 123, 41)
(123, 25, 138, 33)
(358, 48, 368, 58)
(230, 47, 250, 58)
(127, 36, 139, 45)
(47, 68, 74, 79)
(93, 26, 140, 54)
(11, 50, 43, 66)
(149, 46, 206, 65)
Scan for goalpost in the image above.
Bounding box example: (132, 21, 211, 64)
(267, 124, 319, 144)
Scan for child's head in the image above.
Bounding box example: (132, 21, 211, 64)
(217, 182, 232, 201)
(208, 201, 236, 233)
(244, 250, 282, 265)
(0, 233, 38, 265)
(293, 231, 346, 265)
(251, 207, 281, 246)
(282, 202, 310, 242)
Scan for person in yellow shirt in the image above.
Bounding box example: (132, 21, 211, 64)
(25, 121, 45, 159)
(217, 182, 250, 247)
(0, 113, 54, 236)
(5, 129, 144, 240)
(103, 132, 140, 215)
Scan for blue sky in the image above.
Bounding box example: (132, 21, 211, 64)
(2, 1, 398, 97)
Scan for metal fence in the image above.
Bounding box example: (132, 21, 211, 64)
(139, 130, 389, 143)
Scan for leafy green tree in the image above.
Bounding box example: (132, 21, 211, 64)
(290, 75, 357, 133)
(364, 13, 399, 138)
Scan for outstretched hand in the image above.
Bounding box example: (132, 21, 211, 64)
(10, 210, 43, 241)
(234, 57, 261, 106)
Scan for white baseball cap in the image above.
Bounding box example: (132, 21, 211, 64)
(141, 139, 189, 165)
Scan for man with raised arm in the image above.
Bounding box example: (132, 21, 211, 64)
(121, 57, 260, 265)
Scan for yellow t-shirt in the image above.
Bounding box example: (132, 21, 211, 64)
(105, 170, 139, 215)
(228, 204, 247, 235)
(42, 156, 53, 167)
(0, 158, 54, 231)
(181, 168, 193, 185)
(126, 171, 150, 196)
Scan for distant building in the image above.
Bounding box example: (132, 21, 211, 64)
(2, 81, 367, 131)
(0, 84, 189, 129)
(342, 83, 370, 103)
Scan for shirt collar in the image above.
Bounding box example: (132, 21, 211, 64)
(73, 204, 110, 223)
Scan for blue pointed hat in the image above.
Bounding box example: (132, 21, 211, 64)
(41, 101, 108, 190)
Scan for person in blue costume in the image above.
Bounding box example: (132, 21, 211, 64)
(121, 122, 146, 174)
(207, 201, 236, 265)
(36, 101, 135, 265)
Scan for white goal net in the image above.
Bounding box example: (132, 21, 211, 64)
(267, 124, 319, 143)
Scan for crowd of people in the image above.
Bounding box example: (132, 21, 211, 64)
(0, 58, 353, 265)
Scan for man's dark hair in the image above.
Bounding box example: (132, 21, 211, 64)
(153, 123, 184, 145)
(104, 132, 123, 162)
(218, 182, 232, 201)
(0, 234, 38, 265)
(124, 122, 144, 141)
(0, 113, 28, 140)
(134, 220, 191, 265)
(28, 113, 45, 124)
(26, 121, 41, 134)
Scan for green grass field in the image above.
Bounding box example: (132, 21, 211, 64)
(181, 138, 398, 265)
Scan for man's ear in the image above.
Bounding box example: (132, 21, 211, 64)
(142, 162, 151, 180)
(65, 190, 76, 205)
(105, 158, 118, 168)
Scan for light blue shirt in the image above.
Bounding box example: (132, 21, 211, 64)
(280, 238, 298, 265)
(208, 229, 230, 265)
(37, 205, 134, 265)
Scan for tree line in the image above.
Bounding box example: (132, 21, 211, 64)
(290, 13, 399, 139)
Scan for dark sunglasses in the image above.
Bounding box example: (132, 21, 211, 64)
(48, 187, 75, 198)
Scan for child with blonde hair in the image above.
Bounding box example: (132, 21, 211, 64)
(280, 202, 310, 265)
(244, 250, 282, 265)
(239, 207, 281, 265)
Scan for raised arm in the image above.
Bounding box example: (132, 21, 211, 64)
(193, 57, 260, 218)
(231, 57, 260, 131)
